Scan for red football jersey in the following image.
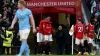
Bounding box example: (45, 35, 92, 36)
(38, 20, 54, 35)
(86, 24, 95, 39)
(43, 22, 54, 35)
(38, 20, 46, 33)
(74, 22, 85, 39)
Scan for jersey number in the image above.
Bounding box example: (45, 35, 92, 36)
(78, 27, 83, 32)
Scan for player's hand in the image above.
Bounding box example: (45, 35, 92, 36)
(33, 28, 37, 33)
(83, 34, 87, 40)
(9, 26, 14, 30)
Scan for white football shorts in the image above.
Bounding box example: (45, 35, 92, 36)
(88, 37, 94, 45)
(43, 34, 53, 42)
(19, 29, 30, 40)
(37, 33, 44, 42)
(37, 33, 53, 42)
(75, 38, 84, 45)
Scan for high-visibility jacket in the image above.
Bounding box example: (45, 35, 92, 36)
(3, 30, 13, 47)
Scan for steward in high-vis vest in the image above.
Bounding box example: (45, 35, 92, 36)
(2, 30, 13, 55)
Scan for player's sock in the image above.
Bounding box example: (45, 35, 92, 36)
(88, 43, 92, 54)
(42, 44, 46, 54)
(40, 43, 45, 54)
(77, 44, 83, 54)
(77, 45, 81, 52)
(19, 42, 26, 55)
(37, 45, 41, 54)
(25, 43, 30, 56)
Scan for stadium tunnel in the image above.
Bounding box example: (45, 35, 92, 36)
(25, 0, 82, 54)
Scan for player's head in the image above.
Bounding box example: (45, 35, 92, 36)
(45, 16, 51, 21)
(58, 25, 62, 30)
(18, 0, 26, 9)
(77, 18, 82, 23)
(90, 19, 94, 25)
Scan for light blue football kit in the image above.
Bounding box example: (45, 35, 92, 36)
(16, 8, 32, 56)
(16, 8, 31, 30)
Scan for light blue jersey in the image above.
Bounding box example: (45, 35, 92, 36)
(15, 8, 32, 30)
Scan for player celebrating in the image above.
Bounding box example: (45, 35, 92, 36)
(9, 0, 36, 56)
(74, 18, 85, 56)
(38, 17, 54, 54)
(86, 20, 95, 55)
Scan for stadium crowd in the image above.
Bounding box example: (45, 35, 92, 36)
(0, 0, 21, 55)
(0, 0, 100, 56)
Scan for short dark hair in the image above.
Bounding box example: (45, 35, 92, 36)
(78, 18, 82, 22)
(90, 19, 94, 25)
(44, 16, 51, 19)
(47, 16, 51, 19)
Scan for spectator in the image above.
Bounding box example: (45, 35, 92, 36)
(0, 0, 18, 55)
(2, 11, 10, 27)
(95, 0, 100, 11)
(55, 25, 65, 55)
(7, 7, 13, 22)
(0, 28, 6, 55)
(0, 14, 2, 22)
(91, 0, 96, 14)
(91, 7, 97, 17)
(0, 33, 4, 55)
(63, 24, 72, 55)
(97, 4, 100, 16)
(86, 0, 92, 11)
(0, 14, 3, 55)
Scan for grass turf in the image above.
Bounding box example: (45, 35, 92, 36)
(0, 55, 100, 56)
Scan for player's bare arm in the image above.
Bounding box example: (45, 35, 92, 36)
(9, 16, 17, 29)
(29, 14, 36, 33)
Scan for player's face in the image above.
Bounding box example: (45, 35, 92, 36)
(18, 2, 22, 9)
(4, 11, 7, 15)
(77, 20, 81, 23)
(58, 26, 62, 30)
(46, 17, 51, 21)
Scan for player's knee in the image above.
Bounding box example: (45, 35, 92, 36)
(21, 39, 27, 42)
